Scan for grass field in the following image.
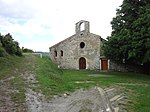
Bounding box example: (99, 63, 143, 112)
(0, 54, 150, 112)
(35, 55, 150, 112)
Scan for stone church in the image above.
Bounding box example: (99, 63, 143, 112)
(49, 20, 109, 70)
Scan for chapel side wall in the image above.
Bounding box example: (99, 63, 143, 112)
(56, 37, 77, 69)
(49, 48, 55, 63)
(49, 35, 78, 69)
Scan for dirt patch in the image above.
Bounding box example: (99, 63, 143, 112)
(0, 77, 26, 112)
(116, 83, 148, 86)
(47, 87, 113, 112)
(25, 88, 45, 112)
(25, 86, 127, 112)
(88, 74, 113, 77)
(25, 87, 112, 112)
(75, 81, 94, 84)
(0, 86, 16, 112)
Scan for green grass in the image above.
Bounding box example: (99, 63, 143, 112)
(0, 56, 22, 79)
(35, 55, 63, 96)
(35, 55, 150, 112)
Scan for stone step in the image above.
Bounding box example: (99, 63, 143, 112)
(110, 94, 123, 102)
(104, 88, 115, 93)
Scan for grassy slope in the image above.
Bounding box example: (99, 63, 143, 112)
(35, 55, 63, 96)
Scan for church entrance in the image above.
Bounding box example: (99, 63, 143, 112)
(79, 57, 86, 69)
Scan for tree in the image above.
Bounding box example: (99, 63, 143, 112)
(0, 41, 7, 57)
(14, 41, 22, 56)
(103, 0, 150, 73)
(0, 34, 7, 57)
(0, 33, 22, 56)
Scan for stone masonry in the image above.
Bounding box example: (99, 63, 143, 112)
(49, 20, 103, 70)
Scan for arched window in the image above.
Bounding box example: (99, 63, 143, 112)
(54, 51, 57, 57)
(61, 50, 63, 56)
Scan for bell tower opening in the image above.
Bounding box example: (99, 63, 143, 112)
(75, 20, 90, 34)
(80, 22, 85, 31)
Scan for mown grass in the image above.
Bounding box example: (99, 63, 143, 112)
(35, 55, 150, 112)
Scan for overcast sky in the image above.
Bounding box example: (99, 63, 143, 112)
(0, 0, 123, 52)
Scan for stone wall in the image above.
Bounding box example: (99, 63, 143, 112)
(109, 61, 143, 73)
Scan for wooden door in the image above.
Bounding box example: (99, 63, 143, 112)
(101, 59, 108, 70)
(79, 57, 86, 69)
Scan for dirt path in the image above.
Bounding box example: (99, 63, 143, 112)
(0, 76, 26, 112)
(0, 54, 38, 111)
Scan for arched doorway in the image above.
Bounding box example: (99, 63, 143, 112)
(79, 57, 86, 69)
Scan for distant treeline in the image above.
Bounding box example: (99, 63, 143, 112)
(0, 33, 34, 57)
(22, 47, 34, 53)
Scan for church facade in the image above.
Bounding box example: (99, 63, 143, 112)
(49, 20, 109, 70)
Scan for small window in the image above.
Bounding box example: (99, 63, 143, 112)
(54, 51, 57, 57)
(80, 42, 85, 48)
(61, 50, 63, 56)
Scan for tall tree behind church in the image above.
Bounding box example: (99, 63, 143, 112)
(103, 0, 150, 74)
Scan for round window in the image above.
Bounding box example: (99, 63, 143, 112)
(80, 42, 85, 48)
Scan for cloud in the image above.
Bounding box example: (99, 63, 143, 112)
(0, 0, 123, 52)
(0, 0, 35, 19)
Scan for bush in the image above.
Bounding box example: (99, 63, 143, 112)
(0, 46, 7, 57)
(0, 33, 22, 57)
